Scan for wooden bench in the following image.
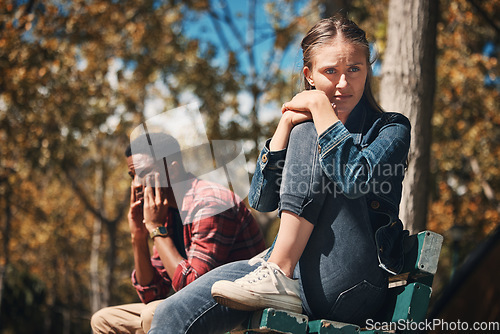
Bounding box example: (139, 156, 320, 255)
(230, 230, 444, 334)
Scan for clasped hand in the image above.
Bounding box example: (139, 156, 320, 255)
(281, 90, 338, 134)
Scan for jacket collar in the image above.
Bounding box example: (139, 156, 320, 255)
(344, 100, 369, 146)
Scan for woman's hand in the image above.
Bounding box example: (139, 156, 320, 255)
(281, 90, 329, 114)
(143, 172, 169, 232)
(282, 90, 339, 135)
(281, 109, 312, 127)
(270, 90, 340, 151)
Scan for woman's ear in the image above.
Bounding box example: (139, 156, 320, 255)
(303, 66, 314, 87)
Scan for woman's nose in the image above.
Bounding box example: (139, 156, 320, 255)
(336, 74, 348, 88)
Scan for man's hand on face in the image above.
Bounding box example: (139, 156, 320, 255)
(143, 172, 170, 232)
(128, 182, 149, 239)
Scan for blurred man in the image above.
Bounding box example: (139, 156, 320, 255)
(91, 133, 265, 334)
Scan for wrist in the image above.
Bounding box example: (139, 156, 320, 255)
(149, 225, 169, 239)
(309, 92, 331, 113)
(280, 111, 296, 128)
(270, 114, 294, 151)
(143, 220, 164, 232)
(311, 97, 337, 135)
(131, 231, 149, 245)
(129, 220, 148, 238)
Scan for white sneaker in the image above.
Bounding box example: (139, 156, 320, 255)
(211, 259, 302, 313)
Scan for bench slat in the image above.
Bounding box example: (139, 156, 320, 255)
(307, 319, 360, 333)
(244, 308, 308, 334)
(390, 282, 432, 323)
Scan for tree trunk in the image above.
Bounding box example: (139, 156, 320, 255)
(104, 219, 117, 306)
(0, 194, 12, 329)
(89, 163, 104, 314)
(379, 0, 438, 233)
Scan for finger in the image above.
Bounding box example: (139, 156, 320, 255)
(145, 174, 154, 204)
(131, 199, 142, 209)
(130, 182, 135, 203)
(155, 172, 162, 205)
(281, 103, 288, 114)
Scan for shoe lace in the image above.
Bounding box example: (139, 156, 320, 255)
(241, 258, 282, 287)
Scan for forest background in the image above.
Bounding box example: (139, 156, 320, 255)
(0, 0, 499, 333)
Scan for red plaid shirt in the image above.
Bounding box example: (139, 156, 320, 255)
(132, 177, 266, 303)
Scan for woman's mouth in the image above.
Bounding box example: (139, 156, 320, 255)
(333, 95, 352, 100)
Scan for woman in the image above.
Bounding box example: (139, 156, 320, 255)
(148, 16, 410, 333)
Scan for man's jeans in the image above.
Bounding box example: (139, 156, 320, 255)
(149, 122, 387, 334)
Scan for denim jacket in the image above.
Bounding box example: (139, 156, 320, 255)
(249, 100, 411, 275)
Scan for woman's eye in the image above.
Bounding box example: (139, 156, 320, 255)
(325, 68, 335, 74)
(349, 67, 360, 72)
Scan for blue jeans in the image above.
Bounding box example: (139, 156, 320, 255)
(149, 122, 387, 333)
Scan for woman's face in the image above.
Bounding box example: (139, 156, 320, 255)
(304, 38, 368, 118)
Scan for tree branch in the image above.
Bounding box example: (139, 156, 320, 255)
(207, 9, 234, 54)
(469, 157, 500, 212)
(63, 168, 127, 226)
(219, 0, 247, 51)
(247, 0, 257, 79)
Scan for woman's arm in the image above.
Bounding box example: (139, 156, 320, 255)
(318, 113, 411, 198)
(250, 92, 333, 211)
(282, 90, 340, 135)
(248, 141, 285, 212)
(269, 112, 294, 151)
(249, 111, 307, 212)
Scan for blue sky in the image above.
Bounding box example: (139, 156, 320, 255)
(182, 0, 310, 76)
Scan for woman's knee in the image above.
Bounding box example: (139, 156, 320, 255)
(290, 121, 317, 139)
